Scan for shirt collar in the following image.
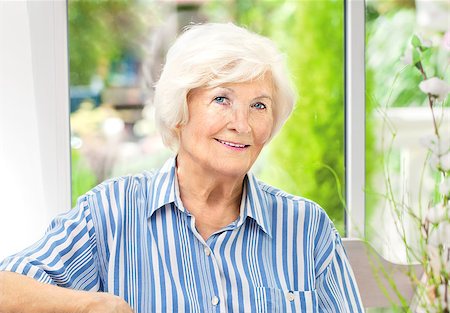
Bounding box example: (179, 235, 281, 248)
(146, 156, 272, 237)
(241, 172, 272, 236)
(146, 156, 181, 218)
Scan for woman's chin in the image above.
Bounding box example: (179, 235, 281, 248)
(208, 162, 252, 179)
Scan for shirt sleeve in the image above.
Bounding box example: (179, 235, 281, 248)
(0, 194, 102, 291)
(315, 228, 364, 312)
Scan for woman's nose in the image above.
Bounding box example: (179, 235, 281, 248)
(228, 106, 251, 134)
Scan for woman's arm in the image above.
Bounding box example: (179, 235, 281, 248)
(0, 271, 133, 313)
(0, 191, 133, 312)
(315, 231, 364, 312)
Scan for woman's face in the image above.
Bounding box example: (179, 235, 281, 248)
(178, 76, 274, 178)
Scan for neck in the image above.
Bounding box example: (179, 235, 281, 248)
(176, 154, 244, 208)
(175, 154, 245, 239)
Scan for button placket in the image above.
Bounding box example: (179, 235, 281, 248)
(203, 242, 227, 312)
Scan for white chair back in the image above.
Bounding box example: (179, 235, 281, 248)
(343, 238, 422, 309)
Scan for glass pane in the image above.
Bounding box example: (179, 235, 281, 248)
(69, 0, 345, 234)
(365, 0, 449, 262)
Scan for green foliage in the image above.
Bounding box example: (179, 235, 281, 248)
(411, 34, 422, 49)
(266, 0, 346, 233)
(68, 0, 146, 85)
(205, 0, 347, 233)
(364, 8, 447, 107)
(71, 148, 98, 207)
(365, 61, 381, 231)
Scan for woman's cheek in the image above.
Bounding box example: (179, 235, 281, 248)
(255, 124, 273, 145)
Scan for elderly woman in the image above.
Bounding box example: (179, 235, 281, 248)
(0, 23, 363, 312)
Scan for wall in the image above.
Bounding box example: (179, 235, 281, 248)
(0, 1, 71, 259)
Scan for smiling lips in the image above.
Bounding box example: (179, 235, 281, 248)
(215, 138, 250, 150)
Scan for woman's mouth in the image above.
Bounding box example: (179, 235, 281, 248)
(215, 139, 250, 150)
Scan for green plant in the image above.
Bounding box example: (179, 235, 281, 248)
(71, 148, 98, 207)
(378, 34, 450, 313)
(68, 0, 147, 86)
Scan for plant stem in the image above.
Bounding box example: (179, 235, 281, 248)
(417, 61, 440, 137)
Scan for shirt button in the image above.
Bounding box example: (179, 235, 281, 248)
(287, 291, 295, 302)
(204, 247, 211, 256)
(211, 296, 220, 306)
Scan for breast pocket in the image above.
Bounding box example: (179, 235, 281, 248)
(255, 287, 318, 313)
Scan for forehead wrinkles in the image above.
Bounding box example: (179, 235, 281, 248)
(216, 76, 274, 96)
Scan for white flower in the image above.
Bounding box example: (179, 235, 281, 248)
(401, 48, 413, 65)
(433, 152, 450, 172)
(430, 154, 440, 170)
(429, 153, 450, 172)
(421, 134, 450, 171)
(426, 203, 448, 224)
(439, 177, 450, 196)
(443, 31, 450, 51)
(441, 153, 450, 172)
(428, 221, 450, 246)
(422, 39, 432, 48)
(427, 245, 450, 277)
(420, 135, 449, 154)
(420, 134, 439, 152)
(419, 77, 450, 102)
(416, 0, 450, 32)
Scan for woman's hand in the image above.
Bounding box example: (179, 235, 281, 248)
(80, 292, 134, 313)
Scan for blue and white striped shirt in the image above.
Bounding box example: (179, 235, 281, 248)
(0, 157, 363, 312)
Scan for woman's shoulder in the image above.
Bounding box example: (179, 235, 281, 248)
(256, 179, 339, 263)
(257, 180, 328, 216)
(85, 157, 177, 198)
(76, 170, 167, 215)
(256, 179, 337, 236)
(85, 171, 153, 196)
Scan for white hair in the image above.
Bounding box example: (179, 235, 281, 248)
(153, 22, 297, 151)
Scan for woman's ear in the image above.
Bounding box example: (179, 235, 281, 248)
(174, 124, 183, 138)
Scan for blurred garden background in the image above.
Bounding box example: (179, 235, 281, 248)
(69, 0, 348, 234)
(68, 0, 449, 267)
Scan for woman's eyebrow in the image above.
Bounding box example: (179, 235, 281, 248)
(216, 87, 272, 101)
(254, 95, 273, 102)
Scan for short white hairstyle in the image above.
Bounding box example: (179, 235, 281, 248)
(153, 22, 297, 151)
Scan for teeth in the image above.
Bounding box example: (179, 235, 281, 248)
(218, 139, 246, 148)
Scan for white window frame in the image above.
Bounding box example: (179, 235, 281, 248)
(0, 0, 70, 258)
(344, 0, 366, 239)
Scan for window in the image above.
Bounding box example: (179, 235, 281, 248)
(365, 0, 450, 263)
(68, 0, 348, 234)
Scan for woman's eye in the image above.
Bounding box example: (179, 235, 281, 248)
(252, 102, 266, 110)
(213, 96, 229, 105)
